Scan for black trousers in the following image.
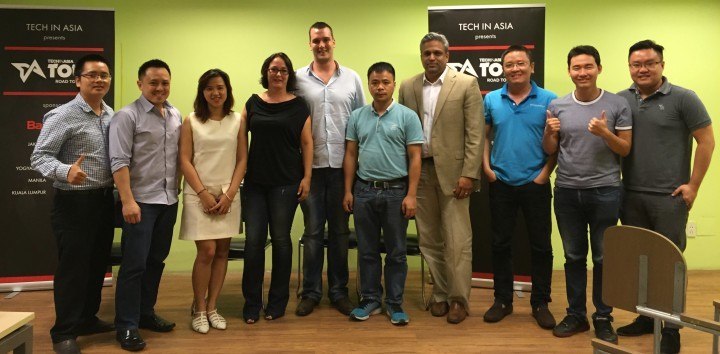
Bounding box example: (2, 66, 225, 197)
(50, 188, 114, 343)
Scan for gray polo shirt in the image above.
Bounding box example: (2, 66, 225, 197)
(295, 62, 366, 169)
(618, 78, 711, 194)
(109, 95, 182, 205)
(549, 90, 632, 189)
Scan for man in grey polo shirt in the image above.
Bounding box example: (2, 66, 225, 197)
(295, 21, 365, 316)
(342, 62, 423, 326)
(615, 39, 714, 354)
(109, 59, 182, 352)
(543, 45, 632, 344)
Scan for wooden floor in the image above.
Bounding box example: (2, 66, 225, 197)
(1, 270, 718, 353)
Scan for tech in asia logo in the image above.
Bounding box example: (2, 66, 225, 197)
(10, 59, 76, 83)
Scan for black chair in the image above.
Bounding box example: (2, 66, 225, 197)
(296, 230, 358, 298)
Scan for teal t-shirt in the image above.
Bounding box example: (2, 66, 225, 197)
(346, 101, 424, 181)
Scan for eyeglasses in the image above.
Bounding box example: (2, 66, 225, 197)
(268, 68, 289, 76)
(629, 61, 662, 70)
(503, 61, 529, 69)
(80, 72, 112, 81)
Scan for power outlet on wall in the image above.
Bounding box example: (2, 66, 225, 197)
(686, 221, 697, 238)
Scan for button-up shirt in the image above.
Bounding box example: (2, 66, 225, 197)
(421, 67, 448, 157)
(31, 94, 114, 190)
(296, 62, 365, 168)
(109, 95, 182, 205)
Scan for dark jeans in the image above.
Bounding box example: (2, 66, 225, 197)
(50, 188, 114, 343)
(299, 168, 350, 302)
(353, 181, 408, 306)
(488, 180, 553, 308)
(242, 181, 299, 318)
(554, 186, 621, 319)
(115, 202, 177, 330)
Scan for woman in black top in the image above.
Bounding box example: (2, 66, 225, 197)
(241, 52, 313, 323)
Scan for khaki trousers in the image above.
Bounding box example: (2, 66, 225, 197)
(416, 160, 473, 311)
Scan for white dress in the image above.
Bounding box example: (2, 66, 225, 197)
(179, 112, 242, 240)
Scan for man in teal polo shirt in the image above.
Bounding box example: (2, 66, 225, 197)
(342, 62, 423, 326)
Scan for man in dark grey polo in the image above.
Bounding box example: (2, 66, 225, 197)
(615, 39, 715, 354)
(109, 59, 182, 352)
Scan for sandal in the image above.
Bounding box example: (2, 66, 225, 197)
(207, 309, 227, 330)
(191, 311, 209, 333)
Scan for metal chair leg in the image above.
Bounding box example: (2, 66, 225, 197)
(296, 240, 303, 298)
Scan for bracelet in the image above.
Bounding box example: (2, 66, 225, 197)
(197, 188, 207, 195)
(222, 192, 232, 201)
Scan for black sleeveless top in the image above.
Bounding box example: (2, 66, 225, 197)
(245, 94, 310, 186)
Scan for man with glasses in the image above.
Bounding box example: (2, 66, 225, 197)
(615, 40, 714, 354)
(481, 45, 557, 330)
(110, 59, 182, 351)
(31, 54, 115, 354)
(294, 21, 366, 317)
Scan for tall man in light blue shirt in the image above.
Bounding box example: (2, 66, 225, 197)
(482, 45, 557, 330)
(109, 59, 182, 352)
(31, 54, 115, 354)
(342, 62, 423, 326)
(295, 21, 366, 316)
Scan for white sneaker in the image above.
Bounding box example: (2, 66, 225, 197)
(207, 309, 227, 330)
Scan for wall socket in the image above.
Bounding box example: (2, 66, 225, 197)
(686, 221, 697, 238)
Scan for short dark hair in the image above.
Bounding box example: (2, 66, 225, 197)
(367, 62, 395, 80)
(628, 39, 664, 61)
(194, 69, 234, 123)
(74, 54, 110, 77)
(567, 45, 601, 67)
(500, 45, 533, 65)
(138, 59, 171, 80)
(260, 52, 297, 91)
(309, 21, 334, 40)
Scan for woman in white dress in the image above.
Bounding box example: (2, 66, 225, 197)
(179, 69, 247, 333)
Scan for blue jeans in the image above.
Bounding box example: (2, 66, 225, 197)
(242, 182, 299, 319)
(299, 168, 350, 302)
(353, 181, 408, 306)
(489, 180, 553, 309)
(115, 202, 177, 330)
(554, 186, 621, 319)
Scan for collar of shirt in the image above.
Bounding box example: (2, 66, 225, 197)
(499, 81, 539, 102)
(371, 99, 396, 116)
(423, 66, 448, 86)
(304, 60, 343, 79)
(628, 76, 671, 98)
(138, 94, 175, 114)
(73, 93, 112, 116)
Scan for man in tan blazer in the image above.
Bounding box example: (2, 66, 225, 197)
(398, 32, 484, 324)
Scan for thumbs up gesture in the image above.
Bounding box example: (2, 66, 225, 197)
(545, 110, 560, 134)
(67, 154, 88, 185)
(588, 110, 610, 137)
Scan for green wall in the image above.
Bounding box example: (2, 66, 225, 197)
(5, 0, 718, 270)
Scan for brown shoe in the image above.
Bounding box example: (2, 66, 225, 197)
(429, 300, 449, 317)
(447, 301, 468, 324)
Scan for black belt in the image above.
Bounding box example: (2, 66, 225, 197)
(55, 187, 114, 196)
(357, 177, 407, 189)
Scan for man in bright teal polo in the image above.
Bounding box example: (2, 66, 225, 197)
(342, 62, 423, 326)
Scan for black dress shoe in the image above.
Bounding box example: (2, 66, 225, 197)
(53, 338, 81, 354)
(116, 329, 145, 352)
(139, 313, 175, 332)
(76, 317, 115, 336)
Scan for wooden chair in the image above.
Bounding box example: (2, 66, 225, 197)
(591, 338, 640, 354)
(603, 225, 720, 354)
